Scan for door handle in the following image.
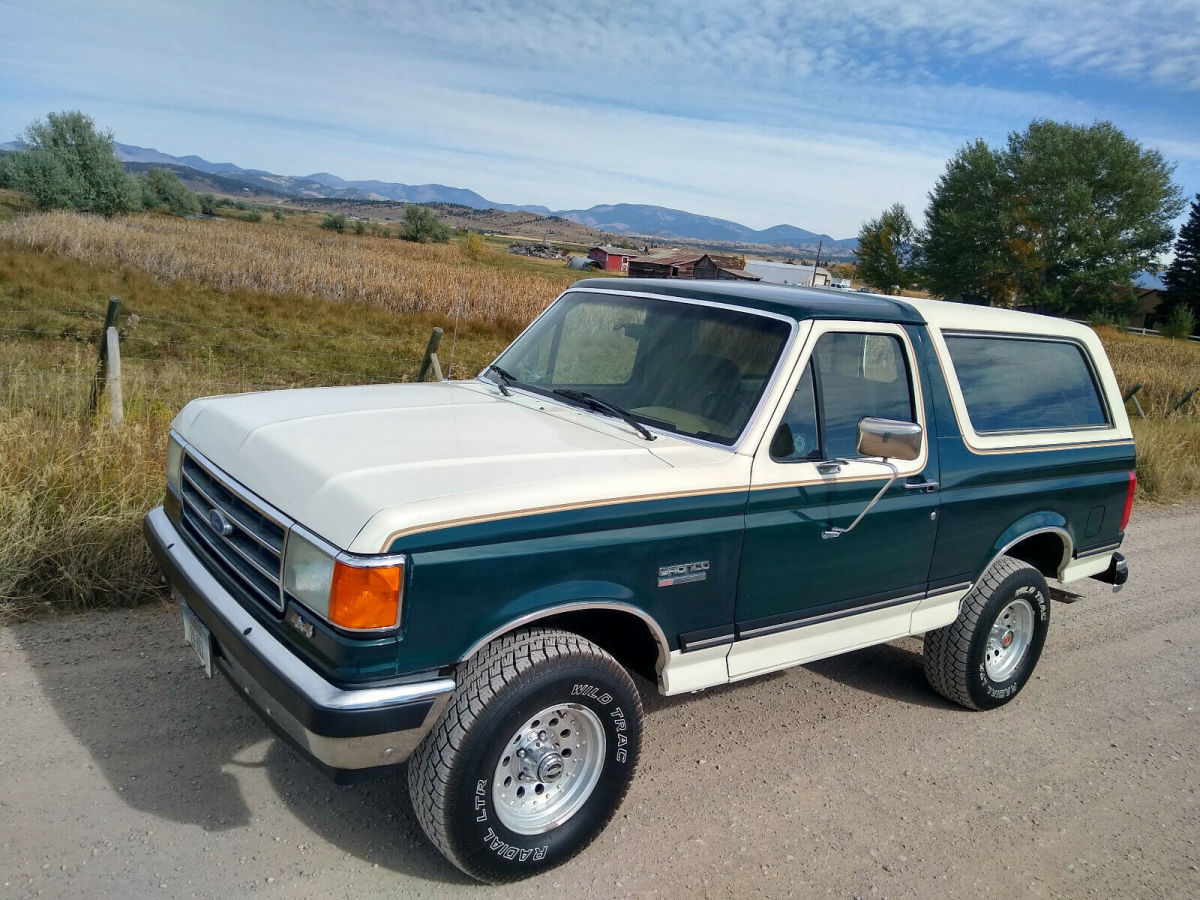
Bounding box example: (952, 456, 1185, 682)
(904, 478, 939, 492)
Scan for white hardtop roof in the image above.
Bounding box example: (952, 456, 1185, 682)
(901, 297, 1096, 341)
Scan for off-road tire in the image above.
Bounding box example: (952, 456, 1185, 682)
(923, 555, 1050, 710)
(407, 628, 642, 883)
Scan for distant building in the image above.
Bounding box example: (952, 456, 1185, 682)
(627, 251, 706, 279)
(587, 245, 638, 272)
(744, 259, 831, 287)
(693, 254, 759, 281)
(1130, 270, 1167, 329)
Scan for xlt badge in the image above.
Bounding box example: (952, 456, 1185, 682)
(658, 560, 709, 588)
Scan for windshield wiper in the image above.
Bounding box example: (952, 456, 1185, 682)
(485, 364, 515, 396)
(553, 389, 656, 441)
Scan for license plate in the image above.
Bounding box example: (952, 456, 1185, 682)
(181, 604, 213, 678)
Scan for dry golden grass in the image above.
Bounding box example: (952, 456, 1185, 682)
(1097, 326, 1200, 418)
(1130, 419, 1200, 502)
(0, 211, 578, 328)
(0, 243, 518, 621)
(0, 404, 168, 620)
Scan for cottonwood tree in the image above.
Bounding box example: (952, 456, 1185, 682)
(921, 120, 1183, 319)
(0, 111, 134, 216)
(855, 203, 920, 294)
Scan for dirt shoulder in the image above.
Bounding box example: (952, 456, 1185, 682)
(1, 503, 1196, 898)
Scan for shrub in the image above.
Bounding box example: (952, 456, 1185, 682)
(1160, 305, 1196, 340)
(400, 204, 450, 243)
(199, 193, 217, 215)
(320, 213, 347, 233)
(241, 209, 262, 223)
(351, 218, 366, 235)
(272, 209, 284, 221)
(464, 230, 487, 260)
(139, 167, 201, 217)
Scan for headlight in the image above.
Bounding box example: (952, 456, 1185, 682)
(283, 530, 336, 619)
(284, 529, 404, 631)
(166, 433, 184, 496)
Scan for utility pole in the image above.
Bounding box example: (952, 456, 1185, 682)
(810, 241, 823, 286)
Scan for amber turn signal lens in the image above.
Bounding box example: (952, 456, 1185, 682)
(329, 561, 401, 630)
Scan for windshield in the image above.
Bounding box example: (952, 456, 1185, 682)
(491, 291, 792, 445)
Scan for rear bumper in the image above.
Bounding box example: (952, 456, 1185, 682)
(1090, 551, 1129, 589)
(143, 506, 455, 780)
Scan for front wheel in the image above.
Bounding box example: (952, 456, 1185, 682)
(923, 555, 1050, 710)
(407, 628, 642, 883)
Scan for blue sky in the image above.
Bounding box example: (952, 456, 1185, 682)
(2, 0, 1198, 238)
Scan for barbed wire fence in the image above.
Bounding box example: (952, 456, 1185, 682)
(1, 297, 455, 425)
(3, 297, 1197, 424)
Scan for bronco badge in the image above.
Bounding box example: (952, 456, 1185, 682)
(657, 560, 709, 587)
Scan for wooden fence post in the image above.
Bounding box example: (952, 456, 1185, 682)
(87, 296, 122, 414)
(1167, 387, 1197, 418)
(105, 326, 123, 427)
(1122, 383, 1145, 419)
(416, 327, 444, 382)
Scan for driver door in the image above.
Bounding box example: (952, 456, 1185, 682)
(730, 322, 940, 679)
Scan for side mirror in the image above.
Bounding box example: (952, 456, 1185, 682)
(821, 418, 923, 540)
(857, 417, 922, 461)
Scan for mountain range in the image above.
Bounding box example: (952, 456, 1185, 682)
(0, 140, 858, 253)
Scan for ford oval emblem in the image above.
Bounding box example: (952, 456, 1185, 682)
(208, 508, 234, 536)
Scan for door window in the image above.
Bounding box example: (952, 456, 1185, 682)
(773, 331, 916, 461)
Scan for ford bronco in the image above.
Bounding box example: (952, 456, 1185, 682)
(145, 279, 1133, 882)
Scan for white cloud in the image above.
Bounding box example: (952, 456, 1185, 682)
(3, 0, 1198, 239)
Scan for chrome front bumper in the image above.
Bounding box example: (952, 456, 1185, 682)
(144, 506, 455, 778)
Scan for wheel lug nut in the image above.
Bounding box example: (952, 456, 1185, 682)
(539, 730, 547, 740)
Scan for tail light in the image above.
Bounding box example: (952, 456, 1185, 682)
(1119, 471, 1136, 533)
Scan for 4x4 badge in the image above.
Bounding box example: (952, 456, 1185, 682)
(658, 561, 709, 588)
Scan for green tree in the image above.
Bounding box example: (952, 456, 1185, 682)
(0, 150, 76, 209)
(140, 167, 201, 216)
(400, 204, 449, 243)
(855, 203, 920, 294)
(920, 140, 1015, 304)
(1162, 193, 1200, 330)
(921, 120, 1183, 318)
(1, 111, 134, 215)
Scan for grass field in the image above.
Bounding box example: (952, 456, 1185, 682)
(1, 209, 1198, 620)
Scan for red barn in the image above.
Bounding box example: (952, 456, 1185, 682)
(587, 245, 638, 272)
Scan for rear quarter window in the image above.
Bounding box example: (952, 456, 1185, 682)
(944, 334, 1109, 433)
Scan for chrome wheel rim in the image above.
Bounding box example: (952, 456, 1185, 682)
(985, 597, 1035, 681)
(492, 703, 605, 835)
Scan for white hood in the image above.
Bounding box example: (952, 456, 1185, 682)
(173, 381, 741, 552)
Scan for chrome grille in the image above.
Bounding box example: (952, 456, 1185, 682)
(179, 452, 289, 612)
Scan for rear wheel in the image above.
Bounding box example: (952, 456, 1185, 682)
(923, 555, 1050, 710)
(407, 628, 642, 883)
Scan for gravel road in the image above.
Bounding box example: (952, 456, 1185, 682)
(1, 503, 1197, 898)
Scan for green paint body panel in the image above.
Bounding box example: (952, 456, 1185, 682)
(735, 327, 943, 629)
(381, 317, 1135, 679)
(391, 491, 749, 674)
